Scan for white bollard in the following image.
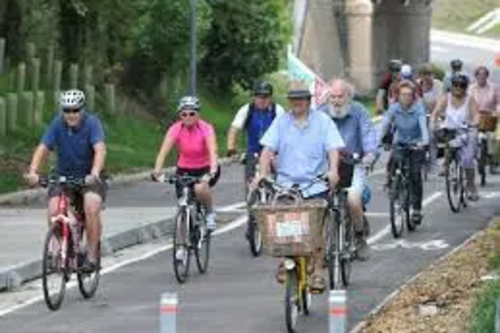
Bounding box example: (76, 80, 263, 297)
(160, 292, 178, 333)
(329, 290, 347, 333)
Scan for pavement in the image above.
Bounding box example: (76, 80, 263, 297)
(0, 30, 499, 332)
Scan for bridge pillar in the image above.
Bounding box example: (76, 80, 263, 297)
(345, 0, 375, 92)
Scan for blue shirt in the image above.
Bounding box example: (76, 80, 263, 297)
(260, 109, 345, 197)
(41, 112, 105, 177)
(317, 102, 377, 156)
(247, 106, 277, 154)
(379, 102, 429, 146)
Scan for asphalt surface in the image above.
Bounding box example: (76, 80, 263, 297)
(1, 32, 500, 332)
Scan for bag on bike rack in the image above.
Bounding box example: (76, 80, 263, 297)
(252, 200, 327, 257)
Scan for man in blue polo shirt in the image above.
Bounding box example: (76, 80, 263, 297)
(254, 84, 345, 293)
(25, 89, 107, 272)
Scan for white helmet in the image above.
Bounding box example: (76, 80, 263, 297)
(401, 64, 413, 79)
(177, 95, 201, 112)
(60, 89, 85, 109)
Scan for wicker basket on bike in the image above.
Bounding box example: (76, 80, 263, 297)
(252, 191, 327, 258)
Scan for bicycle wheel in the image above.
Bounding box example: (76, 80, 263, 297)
(77, 231, 101, 299)
(404, 185, 415, 232)
(389, 176, 404, 238)
(445, 150, 462, 213)
(173, 208, 191, 283)
(327, 211, 342, 290)
(42, 224, 67, 311)
(195, 211, 211, 274)
(246, 189, 263, 257)
(478, 139, 487, 187)
(284, 268, 299, 333)
(340, 209, 353, 287)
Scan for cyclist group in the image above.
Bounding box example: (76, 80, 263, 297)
(23, 57, 500, 294)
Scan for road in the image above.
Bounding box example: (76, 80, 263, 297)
(1, 32, 500, 332)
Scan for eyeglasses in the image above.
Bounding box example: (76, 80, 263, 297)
(180, 111, 197, 118)
(62, 108, 81, 114)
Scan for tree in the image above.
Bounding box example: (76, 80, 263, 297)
(201, 0, 291, 92)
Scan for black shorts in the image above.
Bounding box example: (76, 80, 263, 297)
(175, 165, 221, 197)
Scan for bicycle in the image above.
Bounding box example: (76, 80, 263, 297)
(477, 129, 497, 187)
(161, 174, 211, 284)
(39, 175, 101, 311)
(256, 177, 327, 333)
(387, 143, 422, 238)
(243, 153, 274, 257)
(438, 126, 469, 213)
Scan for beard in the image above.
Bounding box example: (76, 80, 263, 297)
(329, 103, 349, 118)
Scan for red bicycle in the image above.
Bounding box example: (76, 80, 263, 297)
(39, 174, 101, 311)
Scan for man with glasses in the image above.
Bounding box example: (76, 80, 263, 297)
(25, 89, 107, 272)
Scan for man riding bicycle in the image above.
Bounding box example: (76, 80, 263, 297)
(152, 96, 220, 236)
(469, 65, 500, 174)
(252, 83, 345, 293)
(25, 89, 107, 273)
(379, 80, 429, 224)
(317, 79, 377, 261)
(376, 59, 403, 115)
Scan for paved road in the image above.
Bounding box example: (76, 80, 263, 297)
(1, 32, 500, 332)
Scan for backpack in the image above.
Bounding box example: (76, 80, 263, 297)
(243, 103, 277, 129)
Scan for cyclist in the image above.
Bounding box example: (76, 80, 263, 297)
(318, 79, 377, 261)
(379, 80, 429, 224)
(431, 73, 480, 201)
(24, 89, 107, 272)
(376, 59, 403, 115)
(469, 65, 500, 174)
(253, 83, 345, 293)
(417, 63, 443, 170)
(152, 96, 220, 233)
(443, 59, 470, 93)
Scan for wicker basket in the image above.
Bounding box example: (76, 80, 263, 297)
(479, 113, 497, 133)
(252, 199, 327, 257)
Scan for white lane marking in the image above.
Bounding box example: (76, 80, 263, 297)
(216, 202, 246, 213)
(367, 191, 443, 245)
(431, 29, 500, 52)
(431, 45, 449, 54)
(481, 191, 500, 199)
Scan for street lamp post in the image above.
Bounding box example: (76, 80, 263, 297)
(189, 0, 197, 95)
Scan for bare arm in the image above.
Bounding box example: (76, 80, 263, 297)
(375, 89, 386, 114)
(91, 142, 106, 177)
(206, 133, 219, 174)
(227, 126, 240, 152)
(28, 144, 50, 173)
(431, 94, 447, 125)
(259, 147, 275, 179)
(153, 133, 175, 173)
(327, 149, 340, 176)
(469, 97, 480, 125)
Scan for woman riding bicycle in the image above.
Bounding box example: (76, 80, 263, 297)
(152, 96, 220, 231)
(379, 80, 429, 224)
(431, 73, 480, 201)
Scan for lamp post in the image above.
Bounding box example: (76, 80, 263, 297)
(189, 0, 197, 95)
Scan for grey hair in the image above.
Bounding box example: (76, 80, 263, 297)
(328, 78, 355, 99)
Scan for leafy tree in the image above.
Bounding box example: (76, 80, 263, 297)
(201, 0, 291, 92)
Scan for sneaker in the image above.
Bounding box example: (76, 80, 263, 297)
(206, 212, 217, 231)
(175, 248, 187, 262)
(412, 210, 423, 225)
(356, 234, 370, 261)
(81, 257, 98, 273)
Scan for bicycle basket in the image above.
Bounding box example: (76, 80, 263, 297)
(252, 199, 327, 257)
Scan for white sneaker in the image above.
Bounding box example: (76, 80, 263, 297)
(206, 212, 217, 231)
(175, 248, 187, 262)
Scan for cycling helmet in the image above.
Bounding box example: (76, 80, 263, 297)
(388, 59, 403, 72)
(400, 64, 413, 79)
(177, 95, 201, 112)
(253, 81, 273, 96)
(60, 89, 85, 109)
(450, 59, 463, 70)
(450, 72, 470, 87)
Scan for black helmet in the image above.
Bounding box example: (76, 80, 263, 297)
(450, 59, 463, 70)
(388, 59, 403, 72)
(287, 89, 312, 100)
(450, 72, 469, 87)
(253, 81, 273, 96)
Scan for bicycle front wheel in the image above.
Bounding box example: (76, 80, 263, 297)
(77, 236, 101, 299)
(284, 268, 299, 333)
(341, 210, 353, 287)
(327, 210, 342, 290)
(478, 139, 487, 187)
(195, 214, 211, 274)
(42, 224, 67, 311)
(445, 151, 462, 213)
(173, 208, 191, 283)
(389, 177, 404, 238)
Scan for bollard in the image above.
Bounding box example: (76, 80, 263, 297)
(6, 93, 18, 131)
(160, 292, 178, 333)
(329, 290, 347, 333)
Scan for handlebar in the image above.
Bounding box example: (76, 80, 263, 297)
(158, 173, 207, 187)
(38, 175, 86, 188)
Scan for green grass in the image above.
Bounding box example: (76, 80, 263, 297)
(468, 280, 500, 333)
(433, 0, 500, 38)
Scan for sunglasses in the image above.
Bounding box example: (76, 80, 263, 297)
(180, 111, 197, 118)
(62, 108, 81, 114)
(452, 83, 467, 89)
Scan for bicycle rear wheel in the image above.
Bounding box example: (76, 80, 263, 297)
(389, 177, 404, 238)
(195, 212, 211, 274)
(284, 268, 299, 333)
(445, 151, 462, 213)
(77, 232, 101, 299)
(42, 224, 67, 311)
(173, 208, 191, 283)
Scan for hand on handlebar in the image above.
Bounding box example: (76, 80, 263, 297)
(150, 171, 165, 183)
(23, 171, 39, 187)
(326, 170, 339, 189)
